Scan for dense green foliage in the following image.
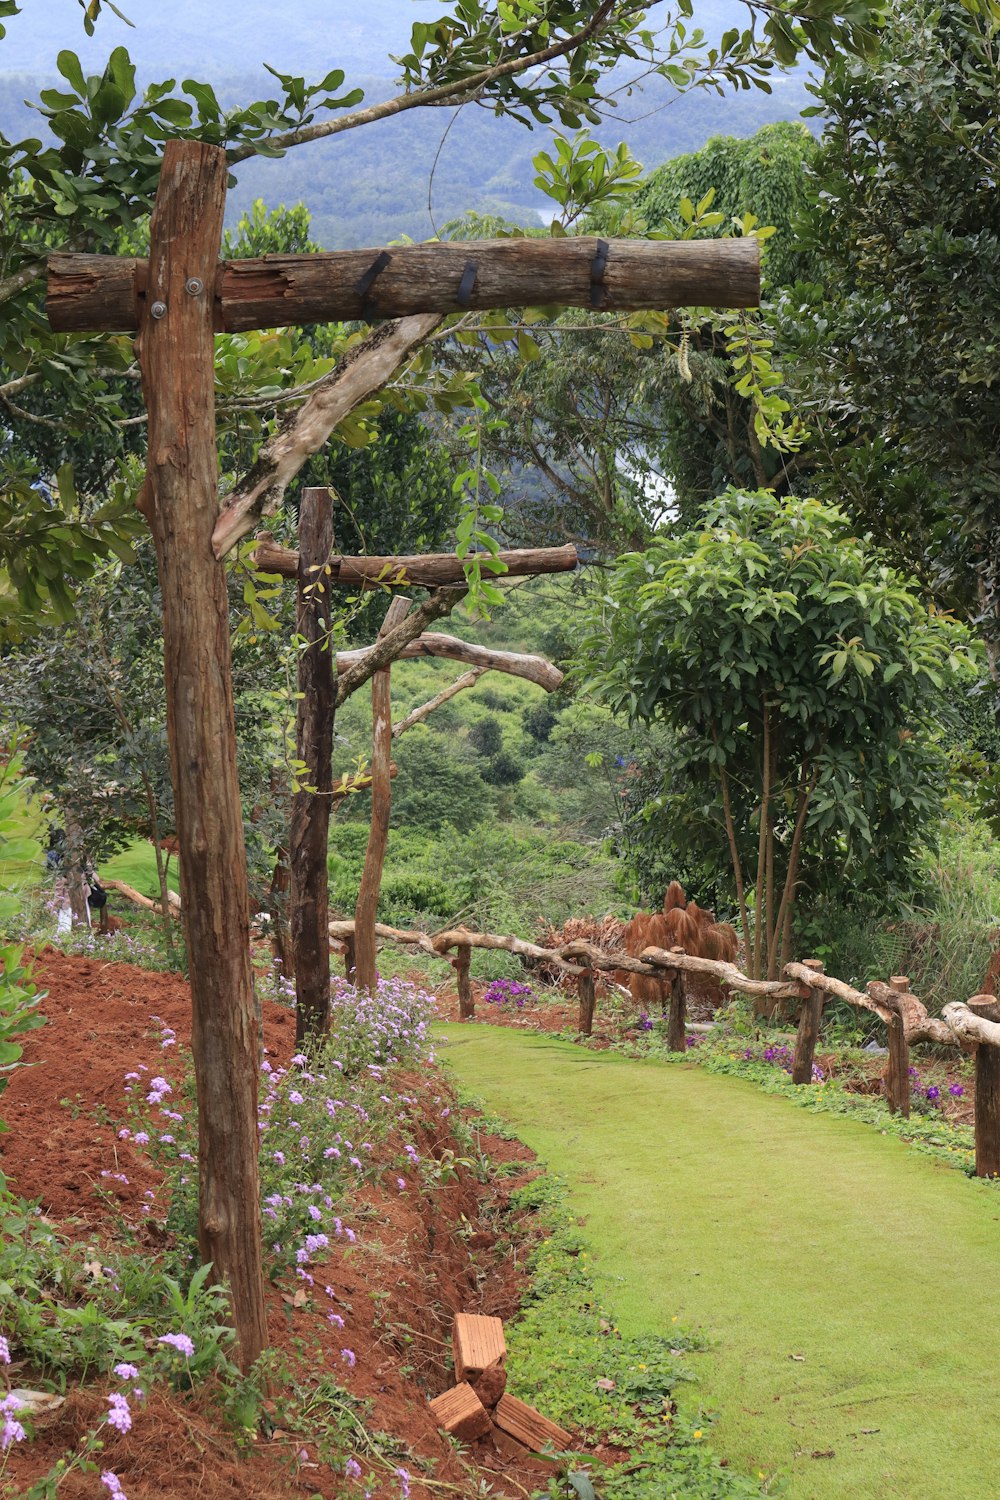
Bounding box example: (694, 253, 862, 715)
(578, 490, 980, 975)
(781, 0, 1000, 623)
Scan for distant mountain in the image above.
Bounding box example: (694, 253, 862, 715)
(1, 0, 815, 248)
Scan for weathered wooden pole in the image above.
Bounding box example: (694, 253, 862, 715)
(136, 140, 266, 1370)
(290, 487, 336, 1042)
(884, 976, 911, 1118)
(969, 996, 1000, 1178)
(577, 968, 596, 1037)
(791, 958, 826, 1084)
(666, 947, 686, 1053)
(353, 596, 412, 992)
(454, 942, 475, 1020)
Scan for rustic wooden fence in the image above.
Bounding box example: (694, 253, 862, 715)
(326, 917, 1000, 1180)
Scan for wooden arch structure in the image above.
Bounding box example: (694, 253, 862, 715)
(46, 140, 760, 1367)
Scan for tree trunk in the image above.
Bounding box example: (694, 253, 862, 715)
(353, 596, 411, 992)
(290, 488, 336, 1043)
(269, 848, 293, 981)
(137, 140, 266, 1372)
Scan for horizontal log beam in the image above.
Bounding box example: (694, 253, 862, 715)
(335, 632, 564, 692)
(47, 238, 760, 335)
(645, 946, 802, 1000)
(251, 535, 579, 585)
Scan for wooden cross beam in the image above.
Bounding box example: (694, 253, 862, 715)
(47, 238, 759, 334)
(251, 535, 579, 586)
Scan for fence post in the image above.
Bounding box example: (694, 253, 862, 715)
(455, 943, 475, 1020)
(667, 947, 686, 1053)
(970, 996, 1000, 1178)
(343, 932, 356, 983)
(792, 958, 825, 1084)
(577, 968, 596, 1036)
(884, 976, 911, 1118)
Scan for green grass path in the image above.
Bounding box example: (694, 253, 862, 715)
(437, 1024, 1000, 1500)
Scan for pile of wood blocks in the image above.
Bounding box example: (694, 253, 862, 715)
(430, 1312, 572, 1463)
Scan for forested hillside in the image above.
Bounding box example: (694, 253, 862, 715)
(0, 0, 811, 246)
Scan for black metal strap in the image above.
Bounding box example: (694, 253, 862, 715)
(590, 238, 610, 309)
(355, 250, 392, 321)
(456, 259, 479, 309)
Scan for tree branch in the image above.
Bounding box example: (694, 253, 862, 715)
(226, 2, 621, 164)
(335, 588, 467, 706)
(211, 312, 442, 559)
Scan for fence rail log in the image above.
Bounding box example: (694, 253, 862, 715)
(644, 946, 801, 1000)
(336, 633, 565, 692)
(252, 536, 579, 586)
(48, 238, 761, 334)
(871, 979, 958, 1046)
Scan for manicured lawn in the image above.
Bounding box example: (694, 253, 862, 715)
(438, 1023, 1000, 1499)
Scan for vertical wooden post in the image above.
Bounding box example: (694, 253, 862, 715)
(666, 947, 686, 1053)
(969, 996, 1000, 1178)
(884, 976, 911, 1118)
(343, 931, 356, 982)
(353, 596, 411, 993)
(455, 943, 475, 1019)
(577, 968, 596, 1036)
(792, 958, 825, 1084)
(137, 140, 266, 1370)
(290, 487, 336, 1042)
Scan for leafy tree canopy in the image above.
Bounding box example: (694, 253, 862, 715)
(576, 488, 980, 976)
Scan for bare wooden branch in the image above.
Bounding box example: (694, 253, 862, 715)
(210, 314, 442, 558)
(251, 535, 580, 585)
(290, 488, 335, 1042)
(646, 946, 801, 1000)
(48, 239, 760, 335)
(337, 632, 564, 692)
(103, 878, 182, 915)
(336, 590, 467, 706)
(393, 671, 485, 738)
(942, 997, 1000, 1050)
(353, 596, 412, 993)
(786, 961, 885, 1018)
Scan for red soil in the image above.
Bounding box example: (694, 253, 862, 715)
(0, 951, 550, 1500)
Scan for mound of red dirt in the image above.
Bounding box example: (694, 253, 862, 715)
(0, 951, 547, 1500)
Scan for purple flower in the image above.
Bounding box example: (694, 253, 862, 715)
(638, 1012, 654, 1032)
(345, 1457, 362, 1480)
(395, 1467, 411, 1499)
(107, 1392, 132, 1433)
(113, 1362, 140, 1381)
(158, 1332, 195, 1358)
(341, 1348, 356, 1368)
(949, 1083, 965, 1098)
(101, 1472, 128, 1499)
(0, 1335, 9, 1365)
(926, 1086, 941, 1103)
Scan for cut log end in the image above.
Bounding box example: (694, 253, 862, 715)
(494, 1393, 572, 1454)
(429, 1383, 492, 1443)
(452, 1312, 506, 1383)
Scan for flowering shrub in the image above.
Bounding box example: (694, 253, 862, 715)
(122, 979, 436, 1283)
(739, 1042, 825, 1084)
(482, 977, 534, 1009)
